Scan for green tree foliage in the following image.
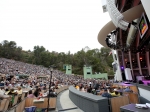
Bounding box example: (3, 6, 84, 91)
(0, 40, 22, 60)
(0, 40, 114, 76)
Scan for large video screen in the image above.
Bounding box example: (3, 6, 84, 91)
(138, 13, 148, 39)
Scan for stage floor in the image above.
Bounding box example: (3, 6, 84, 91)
(142, 80, 150, 85)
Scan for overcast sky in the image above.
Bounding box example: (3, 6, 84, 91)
(0, 0, 110, 53)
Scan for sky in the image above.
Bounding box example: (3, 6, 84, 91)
(0, 0, 110, 54)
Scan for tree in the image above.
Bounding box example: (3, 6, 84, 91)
(0, 40, 114, 76)
(33, 45, 46, 65)
(1, 40, 17, 59)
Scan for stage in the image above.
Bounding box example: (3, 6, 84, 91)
(142, 80, 150, 85)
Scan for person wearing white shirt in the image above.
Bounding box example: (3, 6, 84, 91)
(0, 88, 5, 95)
(0, 87, 10, 99)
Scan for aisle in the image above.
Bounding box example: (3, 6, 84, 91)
(56, 90, 83, 112)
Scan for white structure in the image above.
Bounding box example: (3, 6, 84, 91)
(112, 50, 122, 81)
(106, 0, 129, 30)
(101, 0, 129, 30)
(101, 0, 107, 13)
(111, 32, 122, 81)
(125, 68, 133, 80)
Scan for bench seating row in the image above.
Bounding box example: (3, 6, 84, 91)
(1, 85, 69, 112)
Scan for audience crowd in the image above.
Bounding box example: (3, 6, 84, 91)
(0, 58, 133, 103)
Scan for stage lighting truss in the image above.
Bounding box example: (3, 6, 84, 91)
(106, 0, 129, 30)
(105, 35, 119, 50)
(106, 33, 129, 52)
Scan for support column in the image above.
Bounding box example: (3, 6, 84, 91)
(121, 52, 126, 69)
(129, 50, 134, 80)
(115, 50, 122, 81)
(137, 53, 142, 75)
(119, 29, 126, 70)
(146, 51, 150, 75)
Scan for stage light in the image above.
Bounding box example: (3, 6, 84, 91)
(110, 30, 117, 35)
(131, 21, 137, 26)
(126, 23, 138, 47)
(107, 35, 111, 38)
(121, 66, 124, 69)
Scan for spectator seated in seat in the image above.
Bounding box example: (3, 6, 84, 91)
(123, 86, 133, 92)
(27, 90, 35, 98)
(110, 89, 120, 97)
(102, 89, 112, 98)
(16, 86, 22, 95)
